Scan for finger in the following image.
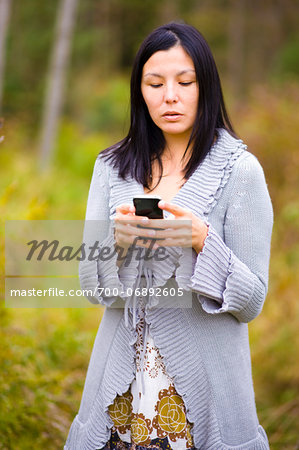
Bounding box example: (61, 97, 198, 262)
(115, 222, 157, 238)
(115, 216, 150, 226)
(154, 237, 192, 247)
(115, 231, 146, 247)
(136, 218, 192, 229)
(132, 237, 160, 250)
(116, 204, 135, 214)
(151, 228, 191, 239)
(118, 234, 159, 249)
(158, 201, 189, 217)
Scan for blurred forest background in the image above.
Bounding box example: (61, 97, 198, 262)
(0, 0, 299, 448)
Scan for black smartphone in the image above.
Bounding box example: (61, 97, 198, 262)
(133, 195, 164, 219)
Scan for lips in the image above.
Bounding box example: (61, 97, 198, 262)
(162, 111, 183, 121)
(163, 111, 182, 116)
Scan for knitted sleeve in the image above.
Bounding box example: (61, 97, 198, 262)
(78, 156, 126, 306)
(191, 153, 274, 323)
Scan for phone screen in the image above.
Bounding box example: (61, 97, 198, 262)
(133, 197, 163, 219)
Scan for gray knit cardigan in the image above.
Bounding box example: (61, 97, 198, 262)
(64, 128, 274, 450)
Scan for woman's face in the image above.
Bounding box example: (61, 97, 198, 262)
(141, 45, 199, 142)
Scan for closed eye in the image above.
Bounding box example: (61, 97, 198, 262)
(149, 81, 194, 88)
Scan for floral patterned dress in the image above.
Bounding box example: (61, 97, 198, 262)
(100, 298, 195, 450)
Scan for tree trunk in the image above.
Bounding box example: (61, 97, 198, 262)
(39, 0, 79, 169)
(0, 0, 12, 114)
(227, 0, 246, 99)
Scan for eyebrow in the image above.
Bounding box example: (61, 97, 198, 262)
(143, 69, 196, 78)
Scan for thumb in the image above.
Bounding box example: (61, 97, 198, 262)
(158, 201, 186, 217)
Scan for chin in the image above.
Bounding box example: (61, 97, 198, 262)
(161, 126, 188, 135)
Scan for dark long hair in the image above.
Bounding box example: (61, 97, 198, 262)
(101, 22, 235, 189)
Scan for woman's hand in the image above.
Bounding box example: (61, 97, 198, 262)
(114, 204, 156, 250)
(147, 200, 209, 254)
(114, 201, 209, 254)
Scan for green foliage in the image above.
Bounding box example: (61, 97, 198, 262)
(5, 1, 59, 123)
(231, 82, 299, 449)
(3, 0, 299, 134)
(0, 120, 107, 446)
(54, 120, 111, 179)
(82, 77, 130, 134)
(272, 35, 299, 79)
(0, 308, 103, 449)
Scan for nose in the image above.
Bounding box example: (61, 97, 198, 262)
(164, 82, 178, 103)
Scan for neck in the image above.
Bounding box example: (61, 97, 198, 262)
(162, 132, 193, 163)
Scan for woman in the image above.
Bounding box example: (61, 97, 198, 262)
(65, 22, 273, 450)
